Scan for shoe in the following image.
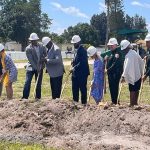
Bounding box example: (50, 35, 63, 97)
(20, 98, 28, 101)
(35, 98, 40, 102)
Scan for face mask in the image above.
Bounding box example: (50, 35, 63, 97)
(74, 43, 79, 49)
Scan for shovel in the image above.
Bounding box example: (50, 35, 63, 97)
(60, 71, 71, 98)
(138, 58, 147, 104)
(33, 71, 41, 99)
(117, 81, 123, 105)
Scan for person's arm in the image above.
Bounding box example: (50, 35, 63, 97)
(107, 53, 122, 72)
(26, 48, 37, 70)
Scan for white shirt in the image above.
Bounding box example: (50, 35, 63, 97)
(122, 49, 144, 85)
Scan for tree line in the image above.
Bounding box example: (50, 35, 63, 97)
(0, 0, 148, 50)
(59, 0, 147, 46)
(0, 0, 51, 50)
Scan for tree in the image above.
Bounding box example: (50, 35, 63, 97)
(90, 12, 107, 45)
(124, 14, 134, 29)
(132, 14, 147, 30)
(0, 0, 51, 50)
(108, 0, 125, 33)
(61, 23, 99, 46)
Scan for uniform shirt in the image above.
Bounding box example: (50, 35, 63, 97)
(122, 49, 144, 85)
(106, 47, 123, 76)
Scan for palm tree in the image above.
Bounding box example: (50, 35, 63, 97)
(105, 0, 110, 47)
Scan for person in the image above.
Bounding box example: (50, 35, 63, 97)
(42, 37, 64, 99)
(87, 46, 104, 105)
(0, 43, 18, 99)
(105, 38, 123, 105)
(0, 58, 3, 96)
(70, 35, 90, 105)
(22, 33, 47, 100)
(142, 34, 150, 82)
(131, 43, 146, 59)
(120, 40, 144, 106)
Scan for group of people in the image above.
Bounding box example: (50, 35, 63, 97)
(0, 32, 150, 107)
(88, 35, 150, 106)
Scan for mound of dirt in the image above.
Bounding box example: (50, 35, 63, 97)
(0, 99, 150, 150)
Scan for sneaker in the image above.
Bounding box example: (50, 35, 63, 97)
(20, 98, 28, 101)
(35, 98, 40, 102)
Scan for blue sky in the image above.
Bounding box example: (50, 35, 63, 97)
(41, 0, 150, 35)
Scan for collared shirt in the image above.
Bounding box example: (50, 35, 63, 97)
(122, 49, 144, 85)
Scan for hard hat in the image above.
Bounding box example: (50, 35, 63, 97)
(28, 33, 39, 41)
(145, 34, 150, 41)
(0, 44, 4, 52)
(87, 46, 97, 57)
(120, 40, 131, 50)
(42, 37, 51, 46)
(107, 38, 118, 46)
(71, 35, 81, 44)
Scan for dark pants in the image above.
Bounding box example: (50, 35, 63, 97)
(50, 75, 63, 99)
(129, 78, 141, 92)
(108, 73, 121, 104)
(72, 76, 88, 104)
(22, 70, 43, 99)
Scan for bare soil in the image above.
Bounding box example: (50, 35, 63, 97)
(0, 99, 150, 150)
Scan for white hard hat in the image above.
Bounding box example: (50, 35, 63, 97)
(107, 38, 118, 46)
(120, 40, 131, 50)
(28, 33, 39, 41)
(71, 35, 81, 44)
(145, 34, 150, 41)
(42, 37, 51, 46)
(0, 44, 4, 52)
(87, 46, 97, 57)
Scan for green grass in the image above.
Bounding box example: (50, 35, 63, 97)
(14, 58, 72, 64)
(1, 65, 149, 104)
(14, 60, 28, 63)
(0, 141, 57, 150)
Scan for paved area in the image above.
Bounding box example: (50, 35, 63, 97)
(15, 60, 94, 69)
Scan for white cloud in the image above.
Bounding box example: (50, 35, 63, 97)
(51, 2, 89, 19)
(99, 2, 106, 12)
(50, 20, 66, 35)
(131, 1, 150, 8)
(147, 23, 150, 32)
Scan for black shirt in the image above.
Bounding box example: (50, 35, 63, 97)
(106, 47, 124, 76)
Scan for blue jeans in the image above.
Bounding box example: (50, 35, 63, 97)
(22, 70, 43, 99)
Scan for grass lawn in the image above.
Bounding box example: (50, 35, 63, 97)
(0, 141, 58, 150)
(1, 65, 149, 104)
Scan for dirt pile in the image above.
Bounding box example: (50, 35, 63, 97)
(0, 99, 150, 150)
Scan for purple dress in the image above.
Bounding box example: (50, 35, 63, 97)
(91, 59, 104, 103)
